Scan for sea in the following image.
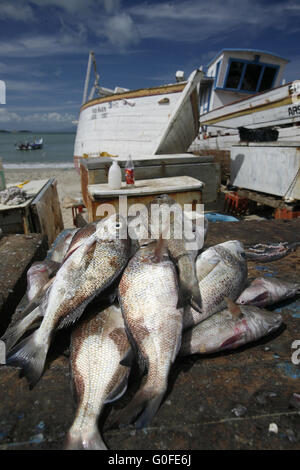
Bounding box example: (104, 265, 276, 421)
(0, 132, 76, 169)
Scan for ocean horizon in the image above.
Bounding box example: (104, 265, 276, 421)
(0, 131, 76, 169)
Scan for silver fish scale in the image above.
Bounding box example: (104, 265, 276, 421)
(38, 235, 130, 342)
(67, 306, 129, 448)
(119, 248, 183, 388)
(180, 305, 282, 356)
(198, 246, 247, 320)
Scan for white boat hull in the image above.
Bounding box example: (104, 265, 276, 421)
(74, 70, 202, 169)
(191, 81, 300, 152)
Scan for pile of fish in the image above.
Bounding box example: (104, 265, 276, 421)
(1, 195, 299, 450)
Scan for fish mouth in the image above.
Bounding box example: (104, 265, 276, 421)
(260, 310, 282, 331)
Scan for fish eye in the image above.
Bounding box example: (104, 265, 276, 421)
(241, 252, 246, 258)
(115, 222, 121, 229)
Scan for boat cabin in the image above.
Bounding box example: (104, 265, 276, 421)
(199, 49, 289, 115)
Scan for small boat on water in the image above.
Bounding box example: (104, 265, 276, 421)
(73, 51, 203, 170)
(16, 137, 43, 150)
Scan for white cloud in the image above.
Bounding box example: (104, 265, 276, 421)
(0, 108, 22, 122)
(0, 2, 35, 22)
(104, 13, 140, 48)
(128, 0, 300, 42)
(22, 112, 76, 122)
(0, 108, 76, 124)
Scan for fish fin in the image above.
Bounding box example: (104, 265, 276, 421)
(64, 427, 107, 450)
(225, 297, 243, 318)
(119, 347, 135, 368)
(134, 391, 165, 429)
(107, 288, 118, 305)
(1, 306, 42, 352)
(220, 331, 246, 350)
(176, 255, 202, 310)
(112, 387, 165, 430)
(105, 370, 130, 404)
(111, 389, 149, 428)
(57, 299, 90, 329)
(153, 235, 167, 262)
(177, 278, 202, 311)
(6, 330, 48, 388)
(196, 258, 221, 282)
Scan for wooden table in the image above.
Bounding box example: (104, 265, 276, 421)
(85, 176, 204, 222)
(0, 179, 64, 245)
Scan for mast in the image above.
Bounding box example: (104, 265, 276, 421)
(82, 51, 94, 105)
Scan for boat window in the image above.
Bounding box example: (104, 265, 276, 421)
(259, 66, 277, 91)
(241, 63, 262, 91)
(225, 61, 244, 89)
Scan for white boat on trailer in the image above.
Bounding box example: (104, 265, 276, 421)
(73, 52, 203, 170)
(189, 49, 300, 152)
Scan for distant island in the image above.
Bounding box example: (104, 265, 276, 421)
(0, 129, 31, 133)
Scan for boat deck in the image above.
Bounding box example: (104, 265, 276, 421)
(0, 219, 299, 450)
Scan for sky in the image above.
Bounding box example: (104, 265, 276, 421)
(0, 0, 299, 131)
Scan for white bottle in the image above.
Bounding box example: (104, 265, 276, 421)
(108, 160, 122, 190)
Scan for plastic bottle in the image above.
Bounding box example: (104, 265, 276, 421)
(108, 160, 122, 190)
(125, 154, 135, 186)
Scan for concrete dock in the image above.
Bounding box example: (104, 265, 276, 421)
(0, 219, 299, 450)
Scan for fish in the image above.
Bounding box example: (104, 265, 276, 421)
(186, 240, 247, 329)
(115, 238, 183, 429)
(26, 260, 60, 303)
(48, 228, 78, 263)
(244, 241, 300, 262)
(137, 194, 202, 310)
(1, 260, 59, 352)
(180, 299, 282, 356)
(65, 304, 131, 450)
(63, 222, 98, 261)
(236, 277, 300, 307)
(6, 214, 132, 387)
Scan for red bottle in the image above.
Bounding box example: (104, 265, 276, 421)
(125, 154, 135, 186)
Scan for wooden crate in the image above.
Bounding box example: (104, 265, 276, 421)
(80, 153, 220, 205)
(0, 179, 64, 246)
(83, 176, 204, 223)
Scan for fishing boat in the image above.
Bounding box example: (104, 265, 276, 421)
(189, 49, 300, 151)
(73, 52, 203, 170)
(16, 137, 43, 150)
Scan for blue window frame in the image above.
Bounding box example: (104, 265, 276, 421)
(214, 60, 221, 89)
(221, 57, 279, 94)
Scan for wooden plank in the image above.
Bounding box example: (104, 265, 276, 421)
(89, 191, 203, 222)
(31, 179, 64, 246)
(80, 154, 214, 170)
(88, 176, 204, 198)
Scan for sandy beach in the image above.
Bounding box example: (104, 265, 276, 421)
(4, 168, 84, 229)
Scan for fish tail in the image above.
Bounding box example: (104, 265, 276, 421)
(177, 256, 202, 311)
(64, 427, 107, 450)
(2, 307, 42, 352)
(6, 330, 48, 387)
(134, 390, 166, 429)
(112, 385, 166, 429)
(111, 389, 149, 428)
